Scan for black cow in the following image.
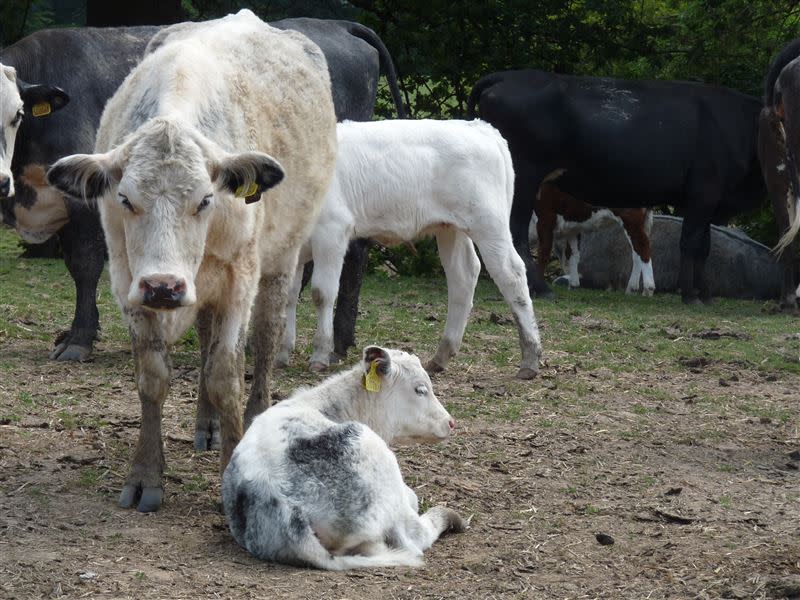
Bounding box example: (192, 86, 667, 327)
(467, 69, 766, 304)
(760, 39, 800, 309)
(0, 20, 405, 363)
(1, 26, 162, 361)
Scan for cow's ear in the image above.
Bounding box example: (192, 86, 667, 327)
(3, 65, 17, 84)
(212, 151, 284, 204)
(363, 346, 392, 376)
(47, 153, 119, 199)
(17, 81, 69, 116)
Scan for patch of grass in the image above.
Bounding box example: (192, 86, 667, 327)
(719, 495, 733, 509)
(182, 474, 210, 494)
(718, 463, 735, 473)
(584, 504, 601, 515)
(57, 410, 77, 430)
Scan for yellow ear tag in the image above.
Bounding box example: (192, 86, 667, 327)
(31, 102, 52, 117)
(363, 360, 381, 392)
(234, 181, 258, 199)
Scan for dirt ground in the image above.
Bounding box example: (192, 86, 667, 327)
(1, 318, 800, 599)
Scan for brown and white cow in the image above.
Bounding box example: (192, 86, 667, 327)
(47, 9, 337, 512)
(533, 181, 655, 295)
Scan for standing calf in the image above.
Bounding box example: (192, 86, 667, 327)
(222, 346, 466, 569)
(278, 119, 542, 379)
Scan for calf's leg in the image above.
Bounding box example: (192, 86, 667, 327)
(566, 236, 581, 289)
(309, 236, 349, 371)
(473, 228, 542, 379)
(426, 228, 480, 373)
(119, 311, 170, 512)
(332, 239, 369, 357)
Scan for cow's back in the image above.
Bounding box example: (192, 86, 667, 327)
(2, 26, 160, 164)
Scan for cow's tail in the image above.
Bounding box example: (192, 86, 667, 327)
(466, 72, 504, 119)
(346, 22, 407, 118)
(776, 195, 800, 253)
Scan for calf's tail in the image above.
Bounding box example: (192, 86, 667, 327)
(776, 195, 800, 253)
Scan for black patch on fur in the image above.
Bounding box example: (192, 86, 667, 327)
(130, 92, 158, 129)
(288, 423, 359, 465)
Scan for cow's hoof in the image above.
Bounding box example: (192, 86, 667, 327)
(119, 484, 163, 512)
(425, 360, 445, 375)
(682, 296, 702, 306)
(194, 421, 221, 451)
(516, 367, 538, 380)
(533, 289, 556, 300)
(51, 343, 92, 362)
(309, 361, 328, 373)
(700, 296, 713, 306)
(642, 288, 655, 297)
(328, 352, 342, 365)
(553, 276, 570, 288)
(273, 355, 290, 369)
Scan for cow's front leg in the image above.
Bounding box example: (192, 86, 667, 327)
(119, 312, 170, 512)
(275, 262, 304, 368)
(194, 308, 220, 451)
(246, 272, 291, 427)
(51, 206, 104, 361)
(203, 312, 246, 472)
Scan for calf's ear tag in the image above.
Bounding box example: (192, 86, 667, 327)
(363, 360, 381, 392)
(32, 102, 52, 117)
(234, 181, 259, 201)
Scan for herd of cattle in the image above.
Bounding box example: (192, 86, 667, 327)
(1, 9, 800, 568)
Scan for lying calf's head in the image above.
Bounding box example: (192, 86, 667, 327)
(361, 346, 454, 444)
(46, 117, 283, 310)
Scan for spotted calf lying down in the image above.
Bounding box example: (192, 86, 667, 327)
(222, 346, 466, 569)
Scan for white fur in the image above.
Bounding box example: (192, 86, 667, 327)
(46, 10, 337, 509)
(222, 347, 463, 569)
(280, 119, 542, 377)
(0, 64, 23, 195)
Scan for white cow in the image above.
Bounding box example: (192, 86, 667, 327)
(279, 119, 542, 379)
(222, 345, 466, 569)
(47, 10, 337, 512)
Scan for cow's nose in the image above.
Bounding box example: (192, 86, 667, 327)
(0, 176, 11, 198)
(448, 419, 456, 431)
(139, 275, 187, 310)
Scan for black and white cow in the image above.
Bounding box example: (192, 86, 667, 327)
(1, 19, 405, 362)
(467, 69, 766, 305)
(1, 26, 161, 361)
(223, 346, 465, 569)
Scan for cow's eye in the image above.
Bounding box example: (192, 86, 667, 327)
(10, 109, 23, 127)
(415, 385, 427, 396)
(196, 194, 212, 214)
(118, 194, 135, 212)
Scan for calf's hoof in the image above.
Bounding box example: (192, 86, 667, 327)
(516, 366, 539, 380)
(642, 287, 655, 297)
(553, 276, 570, 288)
(194, 419, 221, 451)
(119, 484, 163, 513)
(309, 361, 328, 373)
(273, 354, 290, 369)
(51, 343, 92, 362)
(533, 289, 556, 300)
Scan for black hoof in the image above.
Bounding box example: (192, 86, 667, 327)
(194, 425, 221, 451)
(516, 367, 539, 380)
(119, 484, 163, 512)
(682, 296, 702, 306)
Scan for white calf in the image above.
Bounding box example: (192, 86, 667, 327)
(279, 119, 542, 379)
(222, 346, 465, 569)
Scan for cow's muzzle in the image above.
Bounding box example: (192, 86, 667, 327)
(139, 276, 187, 310)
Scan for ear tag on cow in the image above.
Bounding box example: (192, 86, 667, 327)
(363, 360, 381, 392)
(31, 102, 52, 117)
(235, 182, 259, 200)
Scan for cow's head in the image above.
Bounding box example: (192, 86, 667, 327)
(0, 63, 69, 199)
(46, 117, 283, 310)
(361, 346, 455, 444)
